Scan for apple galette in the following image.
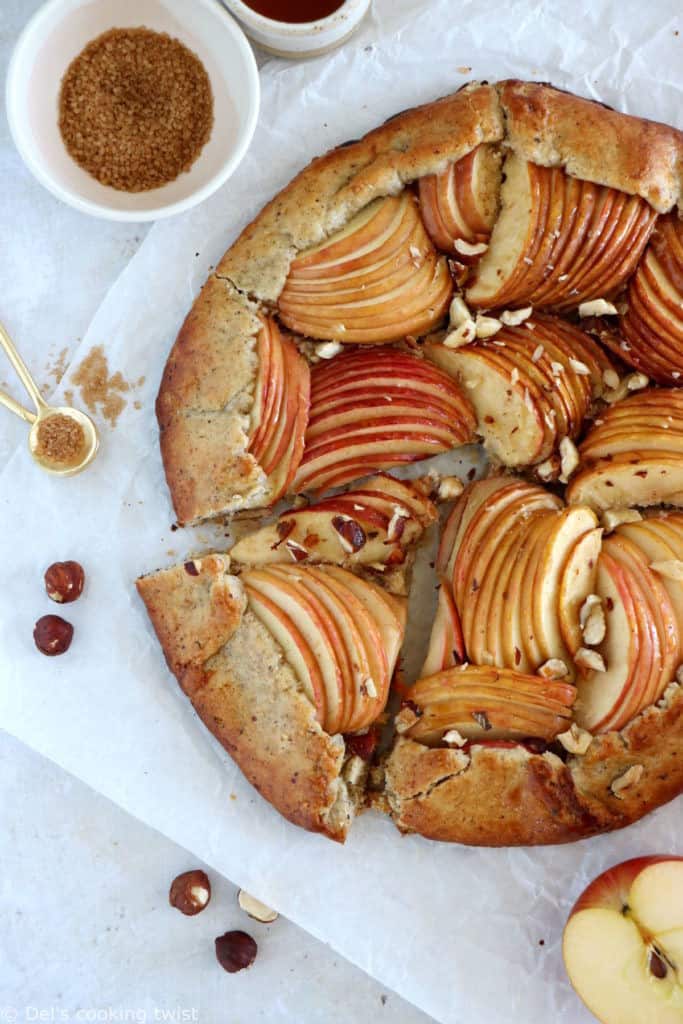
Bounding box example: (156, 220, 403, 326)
(139, 80, 683, 845)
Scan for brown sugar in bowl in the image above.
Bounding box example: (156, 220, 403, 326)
(6, 0, 260, 220)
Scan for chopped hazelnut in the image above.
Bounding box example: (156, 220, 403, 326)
(556, 723, 593, 755)
(237, 890, 278, 924)
(575, 647, 606, 673)
(627, 372, 649, 391)
(475, 314, 503, 339)
(454, 238, 488, 257)
(602, 368, 620, 391)
(500, 307, 532, 326)
(538, 658, 568, 680)
(568, 357, 591, 376)
(610, 764, 644, 798)
(437, 476, 464, 501)
(559, 437, 580, 483)
(580, 597, 606, 646)
(332, 515, 366, 553)
(578, 299, 618, 317)
(314, 340, 344, 360)
(443, 319, 476, 348)
(448, 294, 471, 328)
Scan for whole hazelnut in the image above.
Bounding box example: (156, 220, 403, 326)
(33, 615, 73, 656)
(169, 870, 211, 916)
(215, 931, 258, 973)
(44, 560, 85, 604)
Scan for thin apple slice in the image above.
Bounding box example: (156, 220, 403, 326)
(292, 349, 476, 493)
(404, 664, 575, 744)
(568, 453, 683, 511)
(243, 578, 327, 725)
(563, 857, 683, 1024)
(573, 529, 676, 734)
(619, 213, 683, 383)
(529, 506, 599, 671)
(418, 144, 502, 254)
(455, 488, 562, 655)
(619, 514, 683, 658)
(466, 153, 550, 309)
(435, 477, 515, 579)
(426, 339, 547, 465)
(451, 481, 559, 609)
(558, 527, 603, 655)
(567, 390, 683, 510)
(466, 157, 657, 311)
(574, 550, 641, 732)
(420, 580, 465, 677)
(243, 567, 344, 733)
(231, 474, 436, 568)
(427, 315, 612, 468)
(270, 566, 375, 734)
(320, 564, 406, 677)
(247, 318, 311, 503)
(278, 193, 453, 344)
(471, 508, 534, 668)
(606, 534, 679, 711)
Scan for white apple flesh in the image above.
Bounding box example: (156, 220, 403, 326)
(563, 856, 683, 1024)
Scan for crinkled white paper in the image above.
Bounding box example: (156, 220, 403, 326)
(1, 2, 682, 1021)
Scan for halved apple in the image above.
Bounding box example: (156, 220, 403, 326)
(563, 856, 683, 1024)
(278, 193, 453, 344)
(403, 664, 575, 744)
(426, 314, 613, 466)
(292, 348, 476, 492)
(420, 580, 465, 677)
(230, 473, 437, 567)
(466, 155, 657, 311)
(418, 144, 501, 255)
(567, 389, 683, 510)
(248, 317, 311, 503)
(243, 564, 405, 735)
(619, 214, 683, 384)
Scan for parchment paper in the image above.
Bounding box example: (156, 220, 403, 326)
(2, 2, 682, 1021)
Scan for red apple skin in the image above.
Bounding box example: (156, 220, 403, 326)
(570, 856, 683, 916)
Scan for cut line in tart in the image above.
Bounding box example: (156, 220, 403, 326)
(140, 78, 683, 848)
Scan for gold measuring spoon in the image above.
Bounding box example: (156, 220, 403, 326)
(0, 321, 99, 476)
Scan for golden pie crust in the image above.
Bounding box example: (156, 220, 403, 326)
(142, 80, 683, 845)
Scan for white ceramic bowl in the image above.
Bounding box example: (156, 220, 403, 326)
(6, 0, 260, 221)
(222, 0, 371, 58)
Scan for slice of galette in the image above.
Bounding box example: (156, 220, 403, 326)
(137, 475, 437, 841)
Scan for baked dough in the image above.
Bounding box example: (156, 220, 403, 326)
(141, 79, 683, 846)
